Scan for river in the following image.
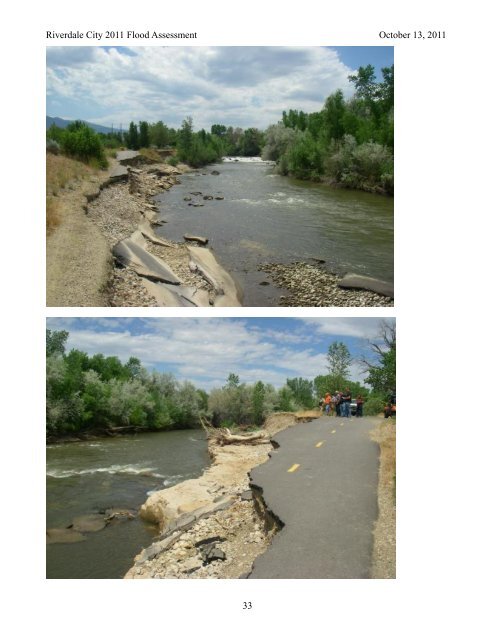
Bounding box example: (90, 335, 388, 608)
(46, 429, 209, 579)
(155, 158, 394, 306)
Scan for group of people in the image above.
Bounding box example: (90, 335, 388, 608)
(319, 390, 365, 418)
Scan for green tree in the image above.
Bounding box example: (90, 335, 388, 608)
(149, 121, 169, 147)
(276, 386, 295, 412)
(348, 64, 378, 102)
(177, 116, 194, 158)
(46, 329, 68, 357)
(127, 121, 139, 150)
(124, 356, 142, 380)
(322, 90, 346, 142)
(327, 341, 352, 382)
(362, 320, 396, 397)
(241, 128, 263, 156)
(286, 377, 314, 409)
(225, 373, 240, 388)
(378, 65, 394, 112)
(139, 121, 150, 148)
(252, 381, 265, 426)
(61, 123, 108, 167)
(211, 124, 227, 137)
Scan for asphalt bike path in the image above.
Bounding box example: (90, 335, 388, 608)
(248, 415, 380, 578)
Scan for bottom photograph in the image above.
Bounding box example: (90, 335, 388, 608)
(46, 316, 396, 579)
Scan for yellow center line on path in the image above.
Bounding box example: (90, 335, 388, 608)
(331, 430, 336, 434)
(315, 441, 324, 448)
(287, 464, 300, 473)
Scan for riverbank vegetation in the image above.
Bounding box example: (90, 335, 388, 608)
(262, 65, 394, 194)
(47, 323, 396, 440)
(46, 330, 207, 438)
(47, 120, 108, 168)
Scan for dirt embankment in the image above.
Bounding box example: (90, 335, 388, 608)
(46, 157, 116, 307)
(46, 152, 199, 307)
(370, 419, 396, 578)
(125, 412, 318, 579)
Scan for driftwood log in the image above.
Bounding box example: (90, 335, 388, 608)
(200, 417, 270, 446)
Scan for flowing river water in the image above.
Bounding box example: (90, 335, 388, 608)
(155, 158, 394, 306)
(46, 430, 209, 579)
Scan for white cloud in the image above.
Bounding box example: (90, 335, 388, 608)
(46, 46, 355, 129)
(299, 317, 392, 339)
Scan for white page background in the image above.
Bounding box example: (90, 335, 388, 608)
(2, 1, 493, 636)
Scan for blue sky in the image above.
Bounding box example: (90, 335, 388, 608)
(46, 317, 393, 391)
(332, 47, 393, 80)
(46, 46, 392, 130)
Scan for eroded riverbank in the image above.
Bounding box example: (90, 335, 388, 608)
(125, 412, 311, 579)
(48, 151, 393, 307)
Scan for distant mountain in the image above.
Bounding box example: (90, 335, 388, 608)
(46, 116, 117, 135)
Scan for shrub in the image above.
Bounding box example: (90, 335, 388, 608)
(61, 124, 108, 168)
(325, 135, 393, 192)
(364, 396, 385, 416)
(46, 139, 60, 155)
(286, 131, 324, 180)
(262, 124, 300, 162)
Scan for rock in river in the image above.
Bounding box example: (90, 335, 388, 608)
(72, 514, 108, 533)
(338, 273, 394, 299)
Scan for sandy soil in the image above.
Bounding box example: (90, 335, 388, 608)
(46, 163, 116, 307)
(370, 419, 396, 578)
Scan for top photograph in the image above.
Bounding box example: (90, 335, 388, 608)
(46, 46, 394, 308)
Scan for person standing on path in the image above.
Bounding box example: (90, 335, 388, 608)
(324, 392, 332, 415)
(333, 391, 341, 417)
(342, 388, 352, 418)
(356, 394, 364, 417)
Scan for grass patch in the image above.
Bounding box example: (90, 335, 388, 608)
(46, 153, 98, 233)
(370, 418, 396, 578)
(139, 147, 163, 163)
(46, 196, 61, 232)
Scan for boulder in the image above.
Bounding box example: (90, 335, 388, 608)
(202, 545, 226, 563)
(211, 170, 220, 175)
(72, 514, 107, 533)
(338, 273, 394, 299)
(46, 528, 86, 544)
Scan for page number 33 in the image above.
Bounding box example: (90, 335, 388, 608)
(242, 602, 253, 610)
